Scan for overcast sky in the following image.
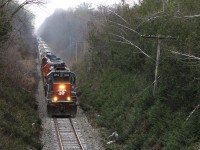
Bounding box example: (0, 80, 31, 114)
(19, 0, 138, 30)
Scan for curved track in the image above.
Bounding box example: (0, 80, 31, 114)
(52, 118, 86, 150)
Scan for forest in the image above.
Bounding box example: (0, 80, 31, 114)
(39, 0, 200, 149)
(37, 3, 91, 65)
(0, 0, 42, 149)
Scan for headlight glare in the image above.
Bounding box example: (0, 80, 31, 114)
(67, 97, 71, 101)
(59, 84, 65, 90)
(53, 96, 58, 102)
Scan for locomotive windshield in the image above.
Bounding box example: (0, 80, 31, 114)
(53, 76, 70, 82)
(53, 73, 70, 82)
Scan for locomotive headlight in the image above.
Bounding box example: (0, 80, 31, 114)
(53, 96, 58, 102)
(67, 96, 71, 101)
(59, 84, 66, 90)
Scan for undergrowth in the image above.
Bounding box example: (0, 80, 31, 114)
(74, 63, 200, 150)
(0, 76, 42, 150)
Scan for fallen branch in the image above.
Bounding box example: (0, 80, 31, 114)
(185, 104, 200, 122)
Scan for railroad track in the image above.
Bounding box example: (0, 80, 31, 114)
(52, 118, 86, 150)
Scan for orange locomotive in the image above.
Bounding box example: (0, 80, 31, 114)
(41, 58, 66, 84)
(45, 66, 77, 117)
(38, 38, 77, 117)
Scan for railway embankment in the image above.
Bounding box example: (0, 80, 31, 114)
(0, 1, 42, 149)
(0, 43, 42, 149)
(74, 64, 200, 150)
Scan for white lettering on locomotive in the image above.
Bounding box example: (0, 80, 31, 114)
(58, 90, 66, 95)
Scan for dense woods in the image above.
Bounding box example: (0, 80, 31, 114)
(0, 0, 42, 149)
(39, 0, 200, 149)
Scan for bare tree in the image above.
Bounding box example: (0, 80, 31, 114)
(11, 0, 46, 18)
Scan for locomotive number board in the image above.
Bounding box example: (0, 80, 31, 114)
(53, 73, 70, 77)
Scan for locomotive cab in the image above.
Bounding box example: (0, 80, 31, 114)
(46, 68, 77, 117)
(41, 61, 66, 83)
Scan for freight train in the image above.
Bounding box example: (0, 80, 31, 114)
(37, 37, 77, 117)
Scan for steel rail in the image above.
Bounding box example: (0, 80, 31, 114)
(69, 118, 85, 150)
(53, 118, 64, 150)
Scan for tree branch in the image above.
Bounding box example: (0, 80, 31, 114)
(174, 14, 200, 19)
(108, 19, 141, 36)
(168, 50, 200, 60)
(0, 0, 12, 8)
(11, 0, 46, 18)
(109, 33, 154, 60)
(105, 7, 129, 25)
